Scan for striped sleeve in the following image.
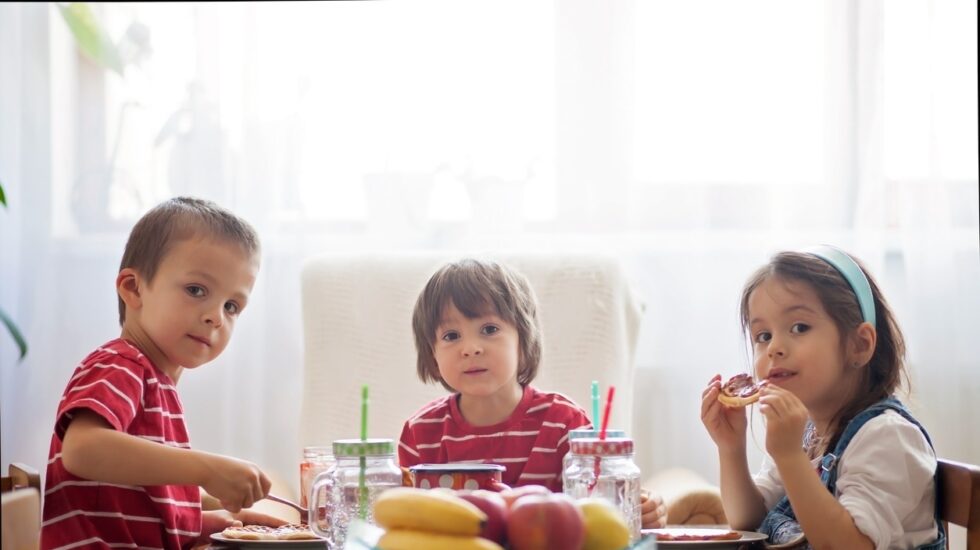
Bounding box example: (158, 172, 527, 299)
(55, 352, 146, 438)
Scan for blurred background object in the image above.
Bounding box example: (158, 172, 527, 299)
(0, 3, 976, 545)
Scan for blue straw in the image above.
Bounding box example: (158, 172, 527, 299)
(591, 380, 599, 429)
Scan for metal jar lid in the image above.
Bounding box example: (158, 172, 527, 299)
(332, 438, 395, 457)
(569, 437, 634, 456)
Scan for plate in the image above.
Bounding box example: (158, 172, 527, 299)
(209, 533, 326, 548)
(641, 528, 767, 548)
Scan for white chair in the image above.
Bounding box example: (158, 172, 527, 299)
(2, 463, 41, 550)
(298, 252, 642, 451)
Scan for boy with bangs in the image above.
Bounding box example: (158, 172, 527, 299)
(398, 258, 667, 528)
(42, 197, 283, 549)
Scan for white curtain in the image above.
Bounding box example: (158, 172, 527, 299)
(2, 0, 977, 511)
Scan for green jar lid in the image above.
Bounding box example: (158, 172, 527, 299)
(332, 438, 395, 457)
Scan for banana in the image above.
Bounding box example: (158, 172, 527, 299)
(373, 487, 486, 536)
(377, 529, 505, 550)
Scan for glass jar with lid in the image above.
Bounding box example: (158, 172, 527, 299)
(564, 428, 626, 470)
(300, 445, 334, 509)
(309, 438, 402, 549)
(562, 437, 642, 542)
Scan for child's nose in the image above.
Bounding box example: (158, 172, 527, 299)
(203, 304, 224, 328)
(463, 343, 482, 356)
(767, 336, 786, 359)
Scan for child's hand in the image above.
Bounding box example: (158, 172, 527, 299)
(700, 374, 748, 452)
(200, 454, 271, 513)
(758, 383, 808, 462)
(199, 511, 241, 542)
(640, 489, 668, 529)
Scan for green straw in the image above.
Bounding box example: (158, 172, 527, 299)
(361, 385, 369, 441)
(359, 385, 369, 520)
(591, 380, 599, 429)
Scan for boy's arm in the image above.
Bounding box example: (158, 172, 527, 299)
(717, 448, 767, 530)
(62, 410, 271, 513)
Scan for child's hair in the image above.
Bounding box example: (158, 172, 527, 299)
(739, 250, 908, 452)
(412, 259, 542, 392)
(117, 196, 261, 324)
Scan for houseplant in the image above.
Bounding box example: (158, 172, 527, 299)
(0, 181, 28, 361)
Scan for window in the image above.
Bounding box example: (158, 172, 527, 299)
(86, 1, 557, 233)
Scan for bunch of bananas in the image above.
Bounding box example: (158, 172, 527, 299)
(373, 487, 505, 550)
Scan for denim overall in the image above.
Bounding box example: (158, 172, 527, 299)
(758, 397, 946, 549)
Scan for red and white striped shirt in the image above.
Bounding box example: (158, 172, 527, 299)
(42, 339, 202, 550)
(398, 385, 591, 491)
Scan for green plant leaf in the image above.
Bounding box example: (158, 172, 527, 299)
(57, 3, 124, 76)
(1, 181, 26, 360)
(0, 308, 28, 361)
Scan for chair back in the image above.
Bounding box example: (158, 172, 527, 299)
(938, 458, 980, 549)
(1, 463, 41, 550)
(1, 463, 40, 493)
(299, 253, 642, 452)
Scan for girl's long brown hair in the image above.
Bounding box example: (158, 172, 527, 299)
(739, 251, 908, 454)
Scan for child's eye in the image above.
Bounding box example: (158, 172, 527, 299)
(441, 331, 460, 342)
(224, 301, 240, 315)
(482, 325, 499, 336)
(791, 323, 810, 334)
(754, 331, 771, 344)
(186, 285, 206, 298)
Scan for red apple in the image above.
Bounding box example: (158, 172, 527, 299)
(499, 484, 552, 510)
(457, 489, 509, 545)
(507, 493, 585, 550)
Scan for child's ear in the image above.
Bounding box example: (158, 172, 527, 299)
(116, 268, 144, 311)
(849, 322, 877, 368)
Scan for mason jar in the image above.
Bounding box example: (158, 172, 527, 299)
(299, 445, 334, 509)
(564, 428, 626, 471)
(309, 438, 401, 549)
(563, 437, 642, 542)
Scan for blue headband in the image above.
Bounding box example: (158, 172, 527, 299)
(803, 245, 876, 327)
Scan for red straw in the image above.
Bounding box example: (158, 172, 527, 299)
(599, 386, 615, 440)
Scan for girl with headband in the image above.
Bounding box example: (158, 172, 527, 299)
(700, 246, 944, 549)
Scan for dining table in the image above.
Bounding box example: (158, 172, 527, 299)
(200, 525, 772, 549)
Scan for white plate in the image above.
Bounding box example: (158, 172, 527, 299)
(209, 533, 326, 548)
(641, 528, 767, 548)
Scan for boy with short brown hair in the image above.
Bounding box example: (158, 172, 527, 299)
(42, 197, 282, 549)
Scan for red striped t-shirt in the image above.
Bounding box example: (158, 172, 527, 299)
(398, 385, 592, 491)
(41, 339, 202, 550)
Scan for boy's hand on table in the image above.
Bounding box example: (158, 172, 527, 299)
(640, 489, 667, 529)
(199, 454, 271, 513)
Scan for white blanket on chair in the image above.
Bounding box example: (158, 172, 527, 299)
(299, 252, 642, 452)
